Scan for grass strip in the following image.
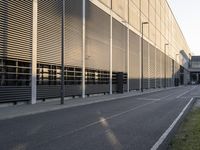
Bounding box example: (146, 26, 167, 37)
(169, 107, 200, 150)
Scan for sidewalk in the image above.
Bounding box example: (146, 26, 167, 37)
(0, 87, 175, 120)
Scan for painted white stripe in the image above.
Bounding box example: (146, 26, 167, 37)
(150, 97, 194, 150)
(176, 86, 196, 98)
(137, 98, 161, 101)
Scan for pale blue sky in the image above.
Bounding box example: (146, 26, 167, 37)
(167, 0, 200, 55)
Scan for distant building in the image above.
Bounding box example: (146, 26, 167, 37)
(189, 56, 200, 84)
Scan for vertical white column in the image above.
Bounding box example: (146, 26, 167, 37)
(127, 0, 130, 92)
(127, 26, 130, 92)
(31, 0, 38, 104)
(148, 43, 150, 89)
(139, 36, 141, 90)
(109, 11, 113, 95)
(82, 0, 86, 98)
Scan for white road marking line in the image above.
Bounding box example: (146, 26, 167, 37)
(150, 97, 194, 150)
(137, 98, 161, 101)
(176, 86, 197, 98)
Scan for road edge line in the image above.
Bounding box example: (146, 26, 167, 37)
(150, 97, 195, 150)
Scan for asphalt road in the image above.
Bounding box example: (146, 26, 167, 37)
(0, 86, 199, 150)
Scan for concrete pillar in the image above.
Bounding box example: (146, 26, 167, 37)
(109, 11, 113, 95)
(31, 0, 38, 104)
(82, 0, 86, 98)
(127, 26, 130, 92)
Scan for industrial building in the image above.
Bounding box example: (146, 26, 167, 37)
(190, 56, 200, 84)
(0, 0, 191, 104)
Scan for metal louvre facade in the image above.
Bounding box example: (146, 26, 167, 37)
(85, 1, 110, 94)
(143, 40, 148, 89)
(0, 1, 32, 103)
(0, 0, 190, 104)
(112, 18, 127, 92)
(156, 49, 161, 88)
(37, 0, 82, 100)
(112, 18, 127, 73)
(129, 31, 140, 90)
(149, 44, 156, 88)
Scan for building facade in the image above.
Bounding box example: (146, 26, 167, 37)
(190, 56, 200, 84)
(0, 0, 191, 104)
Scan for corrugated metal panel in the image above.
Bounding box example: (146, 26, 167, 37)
(0, 1, 32, 60)
(0, 1, 32, 103)
(112, 18, 127, 72)
(37, 85, 82, 100)
(37, 0, 62, 64)
(169, 58, 173, 86)
(129, 31, 140, 90)
(149, 44, 155, 88)
(37, 1, 84, 101)
(65, 0, 82, 67)
(85, 84, 109, 94)
(174, 61, 180, 81)
(172, 59, 175, 86)
(156, 49, 161, 88)
(160, 51, 164, 87)
(167, 57, 173, 87)
(143, 40, 148, 89)
(85, 2, 110, 70)
(166, 56, 169, 87)
(0, 87, 31, 103)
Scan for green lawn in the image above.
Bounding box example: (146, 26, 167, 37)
(169, 107, 200, 150)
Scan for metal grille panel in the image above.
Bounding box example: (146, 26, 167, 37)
(85, 2, 110, 70)
(0, 1, 32, 103)
(65, 0, 82, 67)
(129, 31, 140, 90)
(160, 51, 164, 87)
(0, 87, 31, 103)
(37, 0, 62, 64)
(149, 44, 155, 88)
(112, 18, 127, 73)
(156, 49, 161, 88)
(0, 1, 32, 60)
(143, 40, 148, 89)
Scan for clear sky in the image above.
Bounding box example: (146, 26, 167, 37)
(167, 0, 200, 55)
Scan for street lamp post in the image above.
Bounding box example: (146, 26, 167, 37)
(164, 43, 169, 88)
(61, 0, 65, 104)
(141, 22, 149, 92)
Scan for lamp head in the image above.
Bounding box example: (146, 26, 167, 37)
(142, 22, 149, 25)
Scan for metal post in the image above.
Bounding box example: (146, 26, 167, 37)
(61, 0, 65, 104)
(82, 0, 86, 98)
(31, 0, 38, 104)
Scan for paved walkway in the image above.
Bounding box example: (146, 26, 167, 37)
(0, 87, 175, 120)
